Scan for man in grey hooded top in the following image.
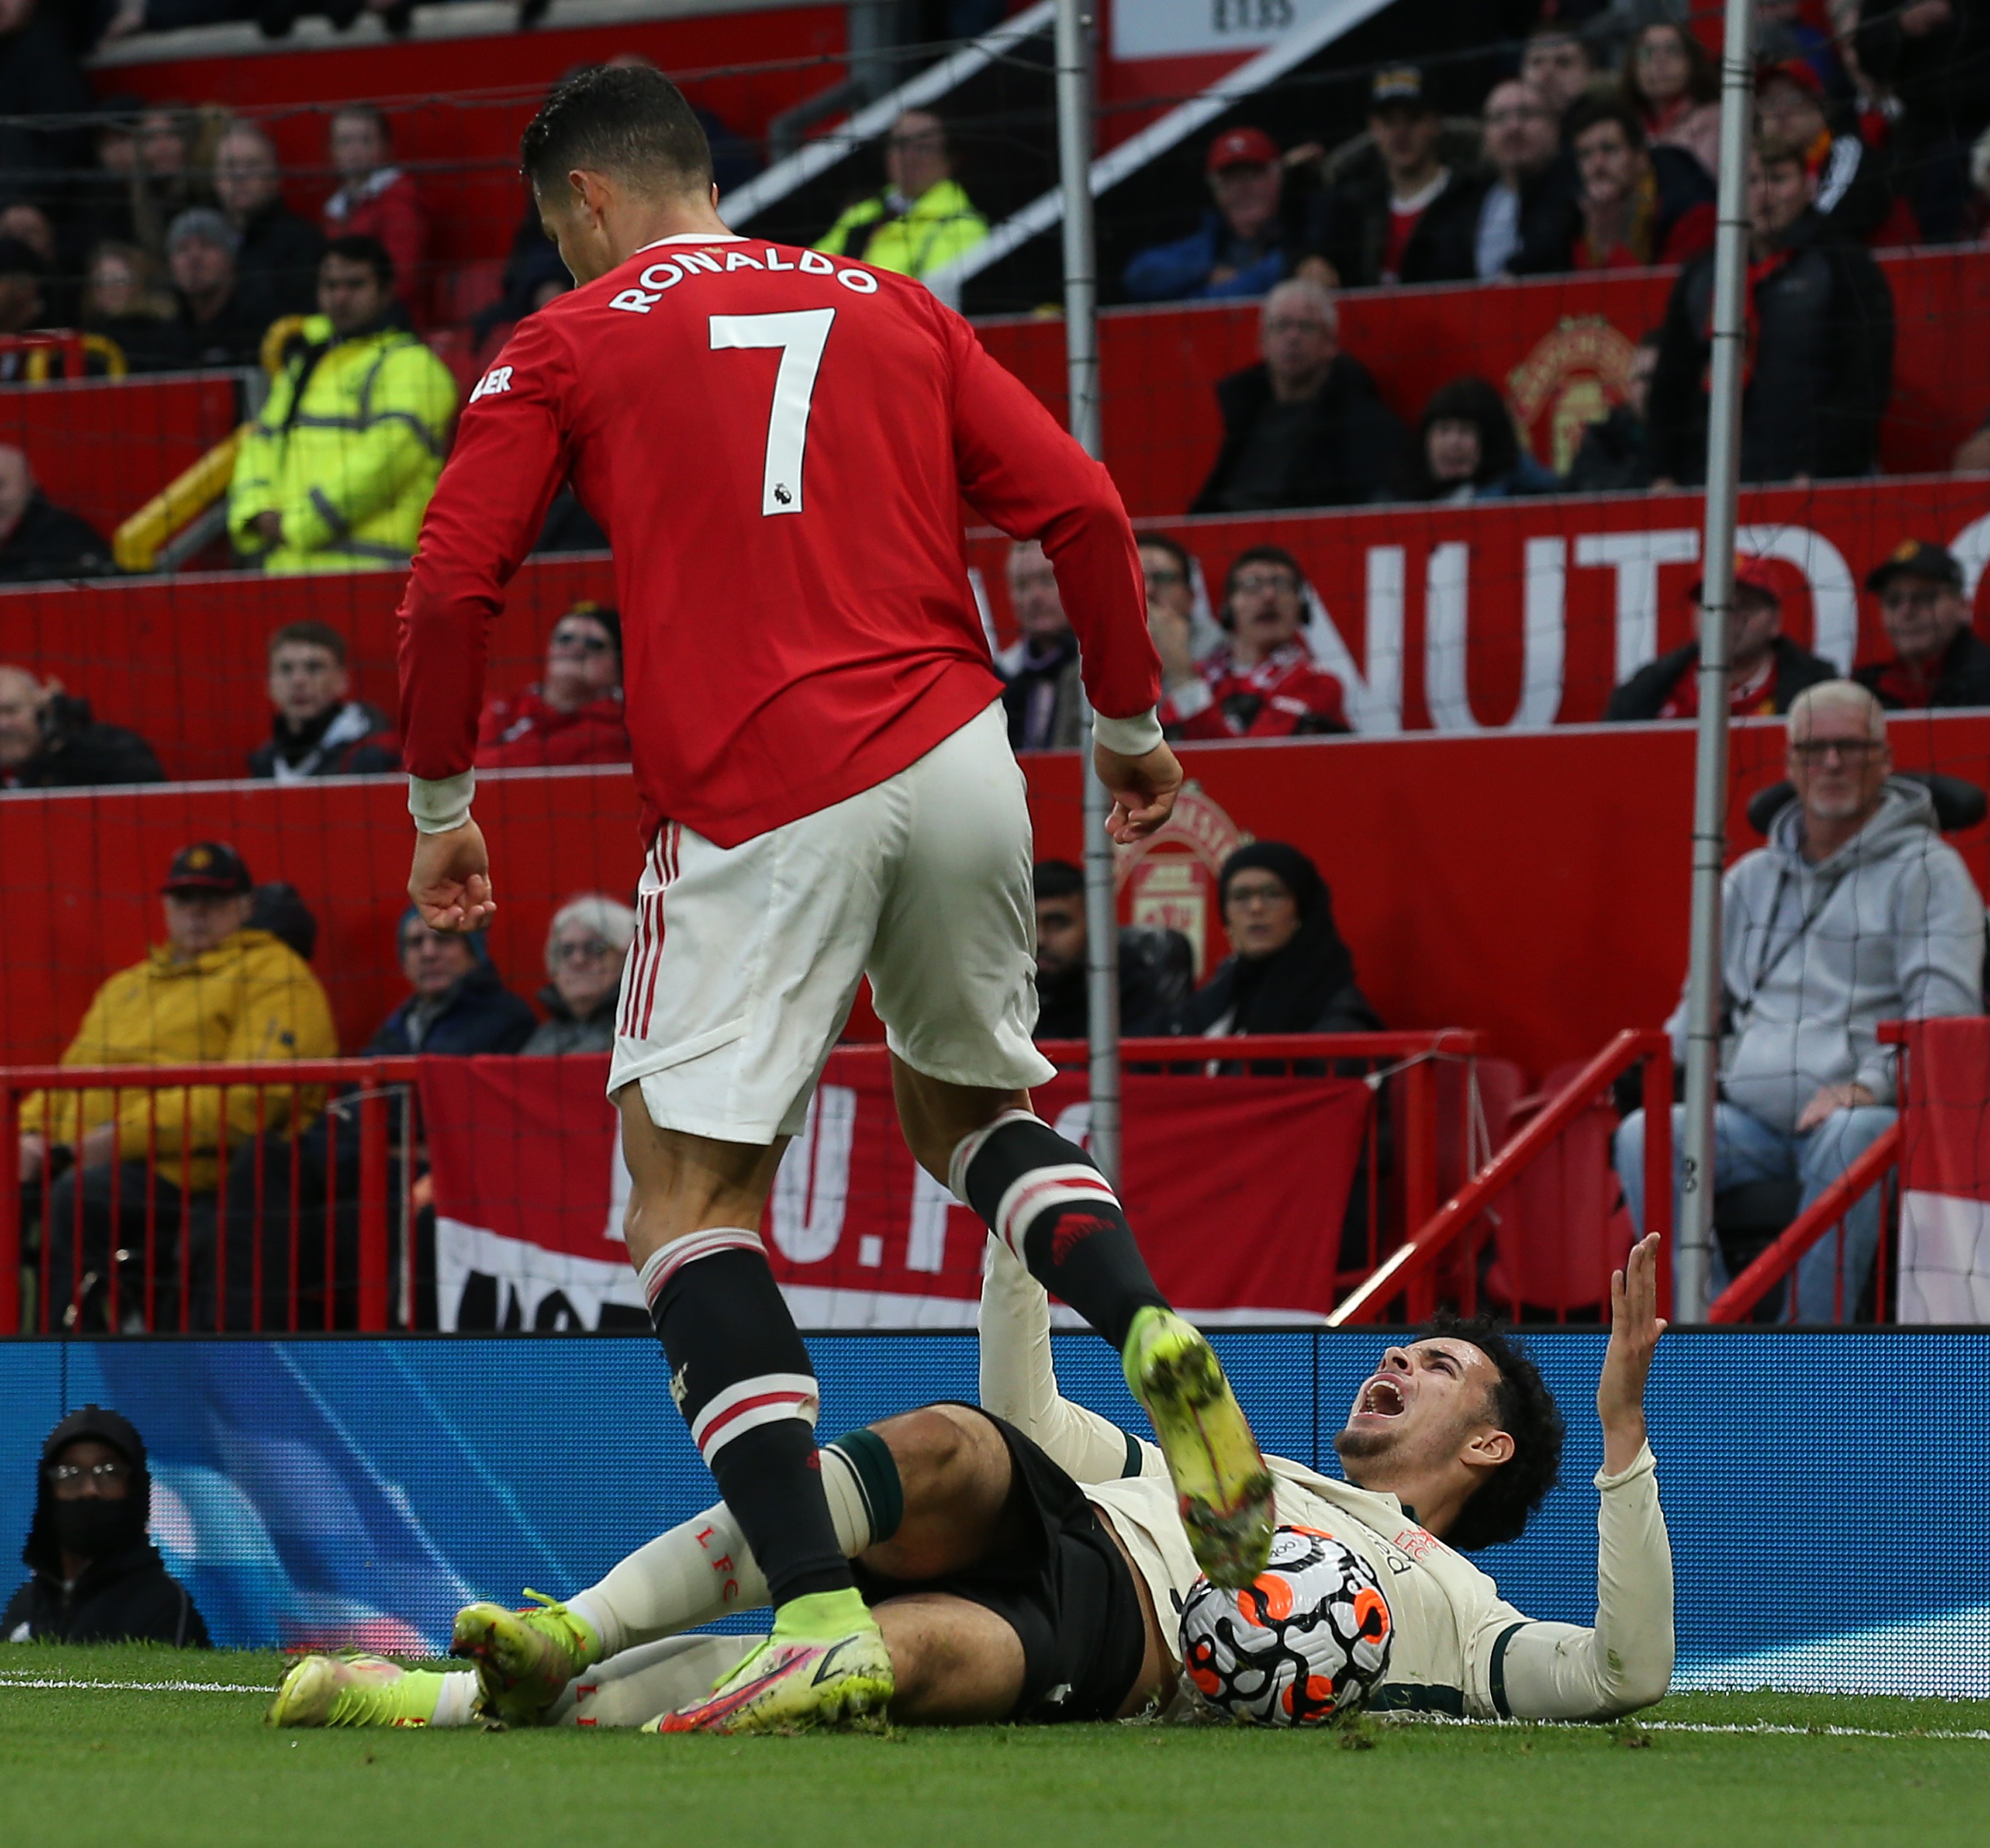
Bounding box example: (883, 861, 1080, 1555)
(1616, 681, 1986, 1321)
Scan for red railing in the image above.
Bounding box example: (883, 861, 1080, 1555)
(1328, 1029, 1674, 1326)
(1, 1059, 419, 1335)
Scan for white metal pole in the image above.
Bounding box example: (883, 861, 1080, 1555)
(1051, 0, 1122, 1185)
(1678, 0, 1757, 1319)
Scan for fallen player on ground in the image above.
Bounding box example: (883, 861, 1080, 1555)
(270, 1235, 1674, 1731)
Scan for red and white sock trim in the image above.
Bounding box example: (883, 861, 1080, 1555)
(690, 1372, 821, 1463)
(992, 1165, 1120, 1262)
(947, 1107, 1042, 1203)
(637, 1227, 766, 1309)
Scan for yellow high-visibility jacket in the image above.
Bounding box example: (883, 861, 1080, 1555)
(227, 316, 458, 575)
(19, 929, 339, 1193)
(815, 178, 988, 281)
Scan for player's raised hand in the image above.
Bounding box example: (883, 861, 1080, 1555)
(1597, 1231, 1668, 1475)
(409, 819, 496, 933)
(1094, 738, 1183, 843)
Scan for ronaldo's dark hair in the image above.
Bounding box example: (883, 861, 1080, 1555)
(1427, 1311, 1565, 1551)
(521, 65, 714, 200)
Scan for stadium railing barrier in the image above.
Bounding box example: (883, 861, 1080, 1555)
(1329, 1028, 1675, 1327)
(0, 1057, 419, 1336)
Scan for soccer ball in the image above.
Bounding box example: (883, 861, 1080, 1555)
(1178, 1525, 1393, 1727)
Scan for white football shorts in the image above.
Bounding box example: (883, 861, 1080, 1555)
(607, 698, 1057, 1142)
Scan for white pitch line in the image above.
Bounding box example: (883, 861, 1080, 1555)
(0, 1676, 268, 1693)
(1384, 1715, 1990, 1741)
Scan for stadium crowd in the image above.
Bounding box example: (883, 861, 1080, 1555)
(0, 1, 1987, 1343)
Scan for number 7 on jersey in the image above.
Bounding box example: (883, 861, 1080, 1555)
(709, 308, 836, 517)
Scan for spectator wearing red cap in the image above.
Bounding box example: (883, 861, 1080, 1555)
(17, 840, 336, 1331)
(1855, 540, 1990, 707)
(1603, 558, 1840, 720)
(1303, 66, 1484, 289)
(1122, 125, 1297, 302)
(1757, 58, 1913, 244)
(476, 602, 630, 768)
(1160, 546, 1350, 741)
(1646, 133, 1894, 487)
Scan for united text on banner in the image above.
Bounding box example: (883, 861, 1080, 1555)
(421, 1051, 1372, 1331)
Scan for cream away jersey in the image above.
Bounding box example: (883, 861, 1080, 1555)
(978, 1242, 1675, 1721)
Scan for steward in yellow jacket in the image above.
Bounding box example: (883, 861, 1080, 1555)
(227, 236, 457, 576)
(19, 844, 338, 1197)
(815, 113, 988, 282)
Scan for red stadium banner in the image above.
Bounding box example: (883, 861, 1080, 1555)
(970, 476, 1990, 730)
(421, 1051, 1371, 1331)
(1898, 1020, 1990, 1323)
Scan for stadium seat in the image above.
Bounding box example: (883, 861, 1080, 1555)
(1481, 1059, 1636, 1319)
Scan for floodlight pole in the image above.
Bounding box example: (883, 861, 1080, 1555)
(1678, 0, 1757, 1320)
(1052, 0, 1122, 1185)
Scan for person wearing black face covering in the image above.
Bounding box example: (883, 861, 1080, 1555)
(3, 1404, 208, 1646)
(1166, 842, 1383, 1043)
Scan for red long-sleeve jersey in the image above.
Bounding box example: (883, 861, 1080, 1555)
(398, 232, 1159, 848)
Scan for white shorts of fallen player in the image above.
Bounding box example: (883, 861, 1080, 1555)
(607, 698, 1057, 1144)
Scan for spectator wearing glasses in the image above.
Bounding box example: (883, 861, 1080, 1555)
(1604, 556, 1839, 720)
(1123, 126, 1297, 303)
(1474, 79, 1569, 278)
(477, 602, 630, 768)
(1139, 533, 1216, 706)
(373, 908, 536, 1056)
(248, 620, 397, 781)
(1854, 540, 1990, 708)
(1615, 682, 1985, 1321)
(523, 894, 639, 1055)
(3, 1406, 208, 1647)
(815, 111, 987, 283)
(1161, 546, 1349, 741)
(1191, 278, 1406, 514)
(1163, 842, 1382, 1041)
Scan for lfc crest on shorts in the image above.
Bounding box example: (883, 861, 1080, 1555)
(1114, 781, 1249, 979)
(1506, 314, 1639, 476)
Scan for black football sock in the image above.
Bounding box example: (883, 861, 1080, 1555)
(951, 1111, 1169, 1350)
(639, 1228, 852, 1608)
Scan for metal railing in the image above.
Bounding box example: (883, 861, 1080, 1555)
(1, 1058, 419, 1335)
(1329, 1029, 1675, 1326)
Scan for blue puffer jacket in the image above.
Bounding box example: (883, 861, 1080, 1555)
(1122, 211, 1290, 303)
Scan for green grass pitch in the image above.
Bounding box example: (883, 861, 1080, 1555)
(4, 1647, 1988, 1848)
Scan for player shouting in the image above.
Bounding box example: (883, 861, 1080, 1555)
(395, 66, 1272, 1733)
(270, 1236, 1674, 1732)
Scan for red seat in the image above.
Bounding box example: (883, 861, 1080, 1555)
(1481, 1059, 1636, 1316)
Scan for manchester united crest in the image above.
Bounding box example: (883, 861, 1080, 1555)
(1506, 315, 1640, 475)
(1114, 781, 1250, 978)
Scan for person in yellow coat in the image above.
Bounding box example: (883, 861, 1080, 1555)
(17, 842, 338, 1331)
(815, 111, 988, 283)
(227, 235, 458, 576)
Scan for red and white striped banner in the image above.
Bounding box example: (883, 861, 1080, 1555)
(1899, 1019, 1990, 1323)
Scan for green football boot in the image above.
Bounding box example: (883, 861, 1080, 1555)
(1124, 1305, 1275, 1590)
(643, 1589, 893, 1735)
(266, 1653, 446, 1729)
(450, 1590, 601, 1724)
